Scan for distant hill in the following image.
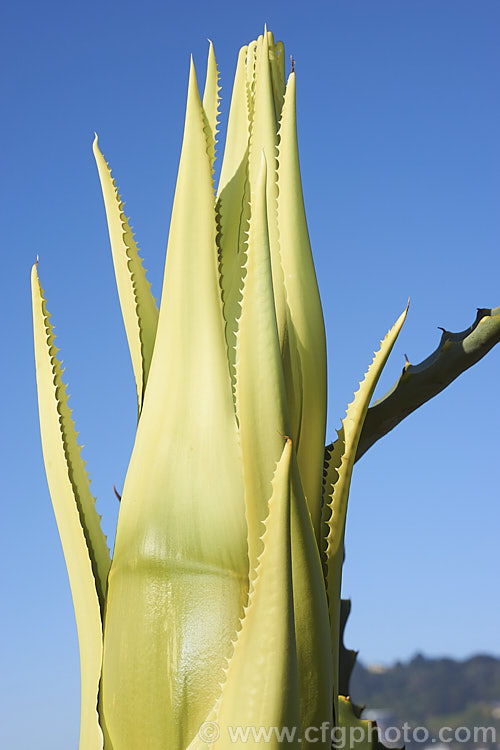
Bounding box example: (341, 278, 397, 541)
(350, 654, 500, 750)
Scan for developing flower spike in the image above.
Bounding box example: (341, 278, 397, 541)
(32, 30, 407, 749)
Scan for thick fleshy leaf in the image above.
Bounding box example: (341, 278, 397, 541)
(247, 31, 286, 344)
(189, 451, 333, 750)
(323, 307, 408, 718)
(270, 37, 286, 113)
(337, 696, 382, 750)
(202, 40, 220, 177)
(216, 45, 251, 398)
(288, 452, 333, 748)
(93, 136, 159, 415)
(31, 264, 110, 750)
(245, 38, 258, 100)
(277, 72, 327, 542)
(212, 439, 301, 749)
(266, 30, 286, 119)
(235, 153, 289, 576)
(217, 45, 250, 200)
(339, 599, 359, 698)
(101, 60, 247, 749)
(235, 156, 332, 746)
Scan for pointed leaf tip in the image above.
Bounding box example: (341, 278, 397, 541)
(187, 57, 201, 102)
(323, 305, 407, 718)
(31, 268, 110, 748)
(93, 135, 159, 414)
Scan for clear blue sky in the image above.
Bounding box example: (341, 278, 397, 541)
(2, 1, 499, 747)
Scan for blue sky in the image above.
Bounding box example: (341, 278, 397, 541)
(2, 1, 499, 746)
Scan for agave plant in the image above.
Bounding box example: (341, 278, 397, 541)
(32, 29, 411, 749)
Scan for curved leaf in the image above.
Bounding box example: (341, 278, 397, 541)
(288, 451, 333, 748)
(247, 30, 286, 344)
(277, 71, 327, 542)
(93, 136, 159, 415)
(323, 306, 408, 718)
(337, 696, 382, 750)
(216, 45, 251, 401)
(235, 153, 289, 577)
(101, 59, 247, 749)
(31, 264, 110, 750)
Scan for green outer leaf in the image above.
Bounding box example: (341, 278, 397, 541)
(356, 305, 500, 461)
(337, 696, 381, 750)
(31, 264, 110, 750)
(277, 71, 327, 543)
(202, 40, 220, 177)
(323, 306, 408, 719)
(101, 60, 247, 749)
(339, 599, 358, 698)
(93, 136, 158, 415)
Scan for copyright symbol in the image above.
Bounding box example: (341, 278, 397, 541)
(198, 721, 220, 743)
